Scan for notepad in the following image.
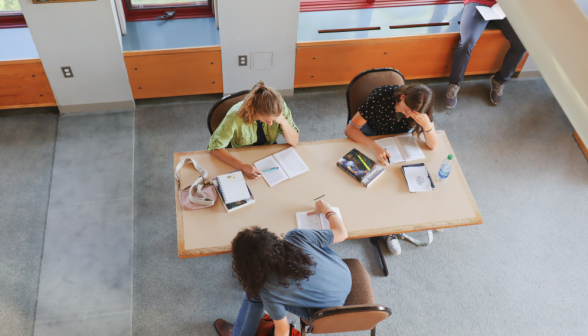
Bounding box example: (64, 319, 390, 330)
(296, 207, 342, 230)
(254, 147, 309, 187)
(375, 134, 426, 164)
(401, 163, 435, 193)
(476, 3, 506, 20)
(217, 171, 250, 203)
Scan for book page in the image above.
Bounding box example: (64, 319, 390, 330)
(254, 156, 288, 188)
(375, 137, 405, 164)
(403, 165, 433, 192)
(395, 135, 426, 161)
(217, 171, 251, 203)
(492, 4, 506, 19)
(476, 5, 505, 20)
(296, 207, 341, 230)
(273, 147, 309, 179)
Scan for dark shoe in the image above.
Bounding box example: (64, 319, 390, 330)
(490, 76, 504, 105)
(445, 84, 460, 108)
(214, 319, 234, 336)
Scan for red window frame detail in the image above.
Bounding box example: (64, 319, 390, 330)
(122, 0, 214, 22)
(0, 13, 27, 29)
(300, 0, 463, 12)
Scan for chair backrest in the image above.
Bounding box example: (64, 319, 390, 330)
(207, 90, 250, 135)
(346, 68, 405, 123)
(302, 259, 391, 334)
(308, 304, 392, 334)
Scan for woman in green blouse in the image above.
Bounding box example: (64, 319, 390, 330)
(208, 81, 300, 180)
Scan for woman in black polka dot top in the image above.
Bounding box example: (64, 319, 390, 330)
(345, 84, 438, 165)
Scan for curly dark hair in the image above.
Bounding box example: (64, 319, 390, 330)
(231, 226, 316, 299)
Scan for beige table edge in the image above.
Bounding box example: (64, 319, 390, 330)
(174, 131, 483, 259)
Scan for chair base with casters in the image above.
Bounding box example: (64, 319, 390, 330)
(299, 259, 391, 335)
(371, 230, 438, 276)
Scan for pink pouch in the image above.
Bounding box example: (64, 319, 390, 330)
(179, 184, 217, 211)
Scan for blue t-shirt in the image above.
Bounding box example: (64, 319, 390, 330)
(258, 229, 352, 320)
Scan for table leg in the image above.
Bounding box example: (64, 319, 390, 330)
(370, 236, 389, 277)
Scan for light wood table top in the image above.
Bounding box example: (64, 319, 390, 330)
(174, 131, 482, 259)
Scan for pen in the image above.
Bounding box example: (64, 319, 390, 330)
(386, 153, 390, 165)
(357, 154, 371, 171)
(314, 195, 325, 201)
(262, 167, 279, 174)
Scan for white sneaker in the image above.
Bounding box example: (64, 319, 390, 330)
(386, 235, 401, 255)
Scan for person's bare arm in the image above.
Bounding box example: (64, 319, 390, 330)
(273, 317, 290, 336)
(406, 111, 437, 150)
(344, 113, 390, 166)
(307, 200, 348, 244)
(276, 114, 299, 147)
(210, 148, 262, 180)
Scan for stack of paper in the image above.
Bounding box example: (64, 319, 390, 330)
(296, 207, 342, 230)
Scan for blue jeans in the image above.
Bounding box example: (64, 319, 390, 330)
(233, 294, 319, 336)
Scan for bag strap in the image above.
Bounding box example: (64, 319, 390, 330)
(175, 157, 215, 206)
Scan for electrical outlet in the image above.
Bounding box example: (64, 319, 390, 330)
(61, 67, 74, 78)
(238, 55, 247, 66)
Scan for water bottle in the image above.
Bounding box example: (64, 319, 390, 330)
(437, 154, 454, 181)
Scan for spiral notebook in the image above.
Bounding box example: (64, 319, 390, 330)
(217, 171, 251, 203)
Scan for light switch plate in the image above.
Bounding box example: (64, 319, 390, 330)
(61, 66, 73, 78)
(252, 52, 273, 69)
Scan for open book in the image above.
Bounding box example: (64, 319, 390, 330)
(374, 134, 426, 164)
(254, 147, 309, 187)
(296, 207, 342, 230)
(476, 3, 506, 20)
(401, 163, 435, 193)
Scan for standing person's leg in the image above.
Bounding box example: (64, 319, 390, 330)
(489, 18, 527, 105)
(446, 3, 489, 108)
(215, 293, 265, 336)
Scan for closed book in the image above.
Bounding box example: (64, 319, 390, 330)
(337, 148, 385, 187)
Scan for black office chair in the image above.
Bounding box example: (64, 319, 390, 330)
(207, 90, 250, 135)
(346, 68, 405, 124)
(346, 68, 436, 277)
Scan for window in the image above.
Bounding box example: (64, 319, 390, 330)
(0, 0, 26, 29)
(300, 0, 463, 12)
(123, 0, 214, 21)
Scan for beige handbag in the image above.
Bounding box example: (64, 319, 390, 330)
(175, 157, 217, 210)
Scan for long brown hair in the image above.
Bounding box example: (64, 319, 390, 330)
(393, 84, 434, 138)
(231, 227, 316, 299)
(237, 81, 283, 125)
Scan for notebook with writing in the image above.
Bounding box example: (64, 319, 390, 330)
(401, 163, 435, 193)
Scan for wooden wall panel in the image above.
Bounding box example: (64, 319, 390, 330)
(123, 46, 223, 99)
(0, 59, 57, 110)
(295, 30, 527, 88)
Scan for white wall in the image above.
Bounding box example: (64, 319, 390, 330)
(218, 0, 300, 95)
(19, 0, 134, 113)
(499, 0, 588, 146)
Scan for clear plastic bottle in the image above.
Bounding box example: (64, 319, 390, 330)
(437, 154, 454, 181)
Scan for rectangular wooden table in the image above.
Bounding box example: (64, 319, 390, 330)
(174, 131, 482, 259)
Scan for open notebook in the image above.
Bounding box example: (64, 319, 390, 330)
(296, 207, 342, 230)
(375, 134, 426, 164)
(254, 147, 309, 187)
(401, 163, 435, 193)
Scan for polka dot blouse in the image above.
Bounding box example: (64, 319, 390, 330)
(358, 85, 412, 135)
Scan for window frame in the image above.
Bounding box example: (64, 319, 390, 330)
(122, 0, 214, 22)
(300, 0, 463, 12)
(0, 12, 26, 29)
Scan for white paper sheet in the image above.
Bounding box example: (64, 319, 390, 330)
(254, 156, 288, 188)
(296, 207, 342, 230)
(217, 171, 251, 203)
(403, 166, 433, 192)
(273, 147, 309, 178)
(375, 138, 405, 164)
(476, 4, 506, 20)
(396, 135, 426, 161)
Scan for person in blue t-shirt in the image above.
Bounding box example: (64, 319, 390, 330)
(214, 200, 352, 336)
